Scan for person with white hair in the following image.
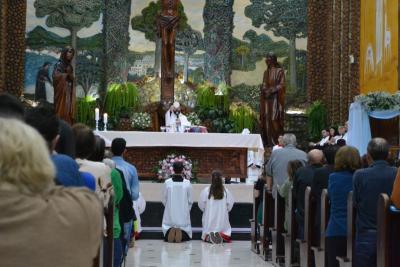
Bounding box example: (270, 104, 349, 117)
(0, 118, 102, 267)
(165, 101, 191, 132)
(265, 133, 307, 198)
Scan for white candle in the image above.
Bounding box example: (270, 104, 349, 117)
(103, 113, 108, 124)
(95, 108, 99, 121)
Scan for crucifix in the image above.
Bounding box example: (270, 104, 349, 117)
(158, 0, 179, 106)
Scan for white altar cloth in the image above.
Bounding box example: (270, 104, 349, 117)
(95, 131, 265, 160)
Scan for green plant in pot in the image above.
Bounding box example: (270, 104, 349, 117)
(104, 82, 140, 119)
(75, 96, 97, 127)
(306, 100, 327, 141)
(229, 102, 256, 133)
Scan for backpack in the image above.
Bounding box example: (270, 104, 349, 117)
(116, 169, 136, 223)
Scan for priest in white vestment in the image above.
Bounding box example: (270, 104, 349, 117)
(198, 171, 234, 243)
(162, 162, 193, 242)
(165, 102, 191, 132)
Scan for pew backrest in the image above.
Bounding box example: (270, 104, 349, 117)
(346, 191, 355, 262)
(320, 189, 330, 250)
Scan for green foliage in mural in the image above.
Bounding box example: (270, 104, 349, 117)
(176, 26, 203, 83)
(231, 31, 289, 71)
(76, 51, 102, 97)
(307, 101, 327, 141)
(229, 102, 256, 133)
(245, 0, 307, 90)
(229, 83, 260, 112)
(26, 26, 102, 50)
(104, 83, 140, 119)
(34, 0, 103, 54)
(75, 96, 97, 127)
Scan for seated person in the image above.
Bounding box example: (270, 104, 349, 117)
(353, 138, 397, 267)
(164, 102, 191, 132)
(162, 161, 193, 243)
(198, 170, 234, 244)
(335, 125, 347, 144)
(0, 118, 102, 267)
(326, 146, 361, 267)
(278, 160, 303, 231)
(272, 135, 284, 151)
(310, 129, 330, 147)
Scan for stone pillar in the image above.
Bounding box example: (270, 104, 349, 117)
(0, 0, 26, 96)
(203, 0, 234, 85)
(102, 0, 132, 98)
(307, 0, 360, 124)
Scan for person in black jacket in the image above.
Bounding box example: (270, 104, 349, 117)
(293, 149, 324, 239)
(311, 145, 339, 245)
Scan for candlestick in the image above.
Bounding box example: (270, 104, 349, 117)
(95, 108, 99, 131)
(103, 113, 108, 131)
(95, 108, 99, 121)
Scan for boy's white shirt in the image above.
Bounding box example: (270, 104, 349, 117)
(198, 186, 234, 240)
(162, 178, 193, 237)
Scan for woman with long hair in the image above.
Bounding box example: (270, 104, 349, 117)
(198, 170, 235, 244)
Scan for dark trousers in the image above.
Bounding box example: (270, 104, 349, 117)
(326, 236, 347, 267)
(355, 231, 377, 267)
(114, 238, 123, 267)
(164, 228, 191, 242)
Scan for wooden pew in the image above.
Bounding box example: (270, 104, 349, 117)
(377, 194, 400, 267)
(282, 186, 299, 267)
(105, 192, 115, 267)
(296, 186, 316, 267)
(259, 185, 274, 261)
(93, 192, 114, 267)
(312, 189, 330, 267)
(250, 187, 260, 254)
(271, 192, 285, 265)
(337, 191, 356, 267)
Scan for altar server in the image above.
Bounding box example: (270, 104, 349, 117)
(162, 161, 193, 243)
(198, 170, 235, 244)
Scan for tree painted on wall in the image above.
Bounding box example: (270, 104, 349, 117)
(203, 0, 234, 85)
(176, 26, 202, 83)
(245, 0, 307, 91)
(131, 0, 188, 77)
(76, 51, 101, 97)
(235, 45, 250, 68)
(34, 0, 102, 70)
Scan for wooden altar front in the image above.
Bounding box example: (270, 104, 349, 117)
(124, 146, 247, 182)
(95, 131, 264, 182)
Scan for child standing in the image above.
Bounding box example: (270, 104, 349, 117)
(198, 170, 235, 244)
(162, 161, 193, 243)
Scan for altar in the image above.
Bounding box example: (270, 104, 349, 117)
(95, 131, 264, 181)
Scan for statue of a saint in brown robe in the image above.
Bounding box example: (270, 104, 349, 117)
(260, 53, 285, 146)
(53, 47, 75, 124)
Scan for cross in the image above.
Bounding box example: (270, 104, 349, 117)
(158, 0, 179, 106)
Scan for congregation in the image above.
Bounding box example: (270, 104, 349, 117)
(1, 93, 400, 267)
(0, 93, 235, 267)
(254, 133, 400, 267)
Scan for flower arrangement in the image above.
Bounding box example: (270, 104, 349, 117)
(156, 154, 193, 181)
(187, 112, 201, 125)
(355, 92, 400, 111)
(131, 112, 152, 130)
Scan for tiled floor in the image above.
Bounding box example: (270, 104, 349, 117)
(126, 240, 274, 267)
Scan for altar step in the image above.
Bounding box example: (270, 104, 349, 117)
(141, 202, 253, 241)
(139, 227, 251, 241)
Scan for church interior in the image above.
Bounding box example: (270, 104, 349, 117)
(1, 0, 400, 267)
